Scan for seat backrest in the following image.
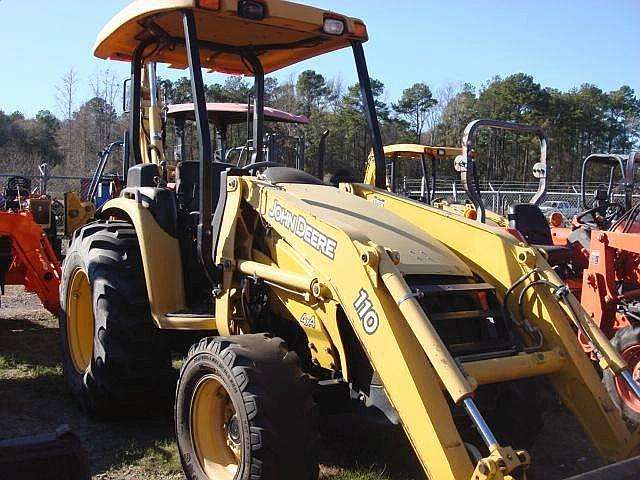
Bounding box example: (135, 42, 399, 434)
(508, 203, 553, 246)
(176, 161, 237, 214)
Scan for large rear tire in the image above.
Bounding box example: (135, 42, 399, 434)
(175, 334, 318, 480)
(59, 220, 173, 417)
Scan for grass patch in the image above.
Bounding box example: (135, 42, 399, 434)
(111, 439, 183, 478)
(327, 469, 397, 480)
(0, 354, 18, 370)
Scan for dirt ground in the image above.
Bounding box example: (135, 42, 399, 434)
(0, 285, 607, 480)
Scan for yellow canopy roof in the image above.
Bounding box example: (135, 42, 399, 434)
(94, 0, 367, 75)
(383, 144, 462, 160)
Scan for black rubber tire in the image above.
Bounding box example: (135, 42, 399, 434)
(175, 334, 318, 480)
(481, 378, 551, 450)
(59, 220, 173, 417)
(604, 326, 640, 427)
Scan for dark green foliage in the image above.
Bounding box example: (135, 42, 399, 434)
(393, 82, 437, 142)
(432, 74, 640, 182)
(1, 71, 637, 183)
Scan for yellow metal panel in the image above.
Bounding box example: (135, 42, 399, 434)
(99, 198, 217, 330)
(279, 183, 472, 277)
(383, 144, 462, 159)
(94, 0, 367, 74)
(242, 180, 477, 479)
(64, 192, 95, 236)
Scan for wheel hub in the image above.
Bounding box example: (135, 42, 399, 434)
(225, 414, 241, 457)
(191, 376, 241, 480)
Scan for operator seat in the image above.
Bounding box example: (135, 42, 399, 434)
(176, 160, 237, 213)
(593, 185, 609, 206)
(508, 203, 574, 266)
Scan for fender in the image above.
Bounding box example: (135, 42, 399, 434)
(100, 197, 214, 330)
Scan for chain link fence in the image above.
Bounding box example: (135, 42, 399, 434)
(0, 173, 92, 202)
(399, 177, 640, 216)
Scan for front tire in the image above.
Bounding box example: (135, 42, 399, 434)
(175, 334, 318, 480)
(59, 220, 173, 417)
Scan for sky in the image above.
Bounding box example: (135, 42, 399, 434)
(1, 0, 639, 118)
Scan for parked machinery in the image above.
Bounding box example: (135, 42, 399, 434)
(447, 136, 640, 425)
(544, 152, 640, 424)
(363, 120, 549, 227)
(166, 101, 309, 168)
(58, 2, 640, 480)
(363, 144, 461, 203)
(451, 119, 549, 225)
(0, 171, 61, 314)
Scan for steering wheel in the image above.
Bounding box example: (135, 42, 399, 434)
(243, 161, 280, 172)
(5, 176, 31, 198)
(575, 202, 625, 228)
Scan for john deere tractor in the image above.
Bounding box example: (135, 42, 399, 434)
(59, 1, 640, 479)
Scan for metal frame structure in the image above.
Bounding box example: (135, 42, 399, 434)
(459, 119, 549, 223)
(125, 10, 387, 280)
(580, 152, 639, 210)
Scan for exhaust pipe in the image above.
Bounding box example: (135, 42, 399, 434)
(317, 129, 330, 180)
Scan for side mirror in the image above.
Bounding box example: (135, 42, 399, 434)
(122, 78, 131, 114)
(532, 162, 547, 179)
(454, 155, 468, 173)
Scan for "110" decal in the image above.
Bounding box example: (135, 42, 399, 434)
(353, 289, 380, 335)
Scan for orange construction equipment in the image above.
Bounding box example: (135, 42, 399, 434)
(0, 155, 107, 315)
(0, 185, 61, 315)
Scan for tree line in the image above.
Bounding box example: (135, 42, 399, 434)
(0, 69, 637, 184)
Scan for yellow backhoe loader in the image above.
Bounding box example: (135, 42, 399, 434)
(364, 120, 550, 227)
(363, 143, 460, 203)
(59, 1, 640, 479)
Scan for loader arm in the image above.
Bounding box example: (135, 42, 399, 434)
(348, 183, 640, 462)
(212, 176, 540, 480)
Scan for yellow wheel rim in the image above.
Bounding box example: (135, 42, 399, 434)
(66, 268, 94, 374)
(191, 375, 241, 480)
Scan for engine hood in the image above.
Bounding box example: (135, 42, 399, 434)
(279, 183, 472, 278)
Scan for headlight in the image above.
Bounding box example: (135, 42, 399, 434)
(323, 18, 345, 36)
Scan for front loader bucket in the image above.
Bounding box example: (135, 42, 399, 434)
(565, 457, 640, 479)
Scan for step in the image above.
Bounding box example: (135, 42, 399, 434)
(429, 309, 499, 322)
(416, 282, 495, 295)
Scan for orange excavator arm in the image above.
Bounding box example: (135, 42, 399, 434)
(0, 211, 61, 315)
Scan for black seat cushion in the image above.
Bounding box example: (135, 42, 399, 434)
(534, 244, 575, 266)
(508, 204, 575, 266)
(262, 167, 324, 185)
(508, 203, 553, 246)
